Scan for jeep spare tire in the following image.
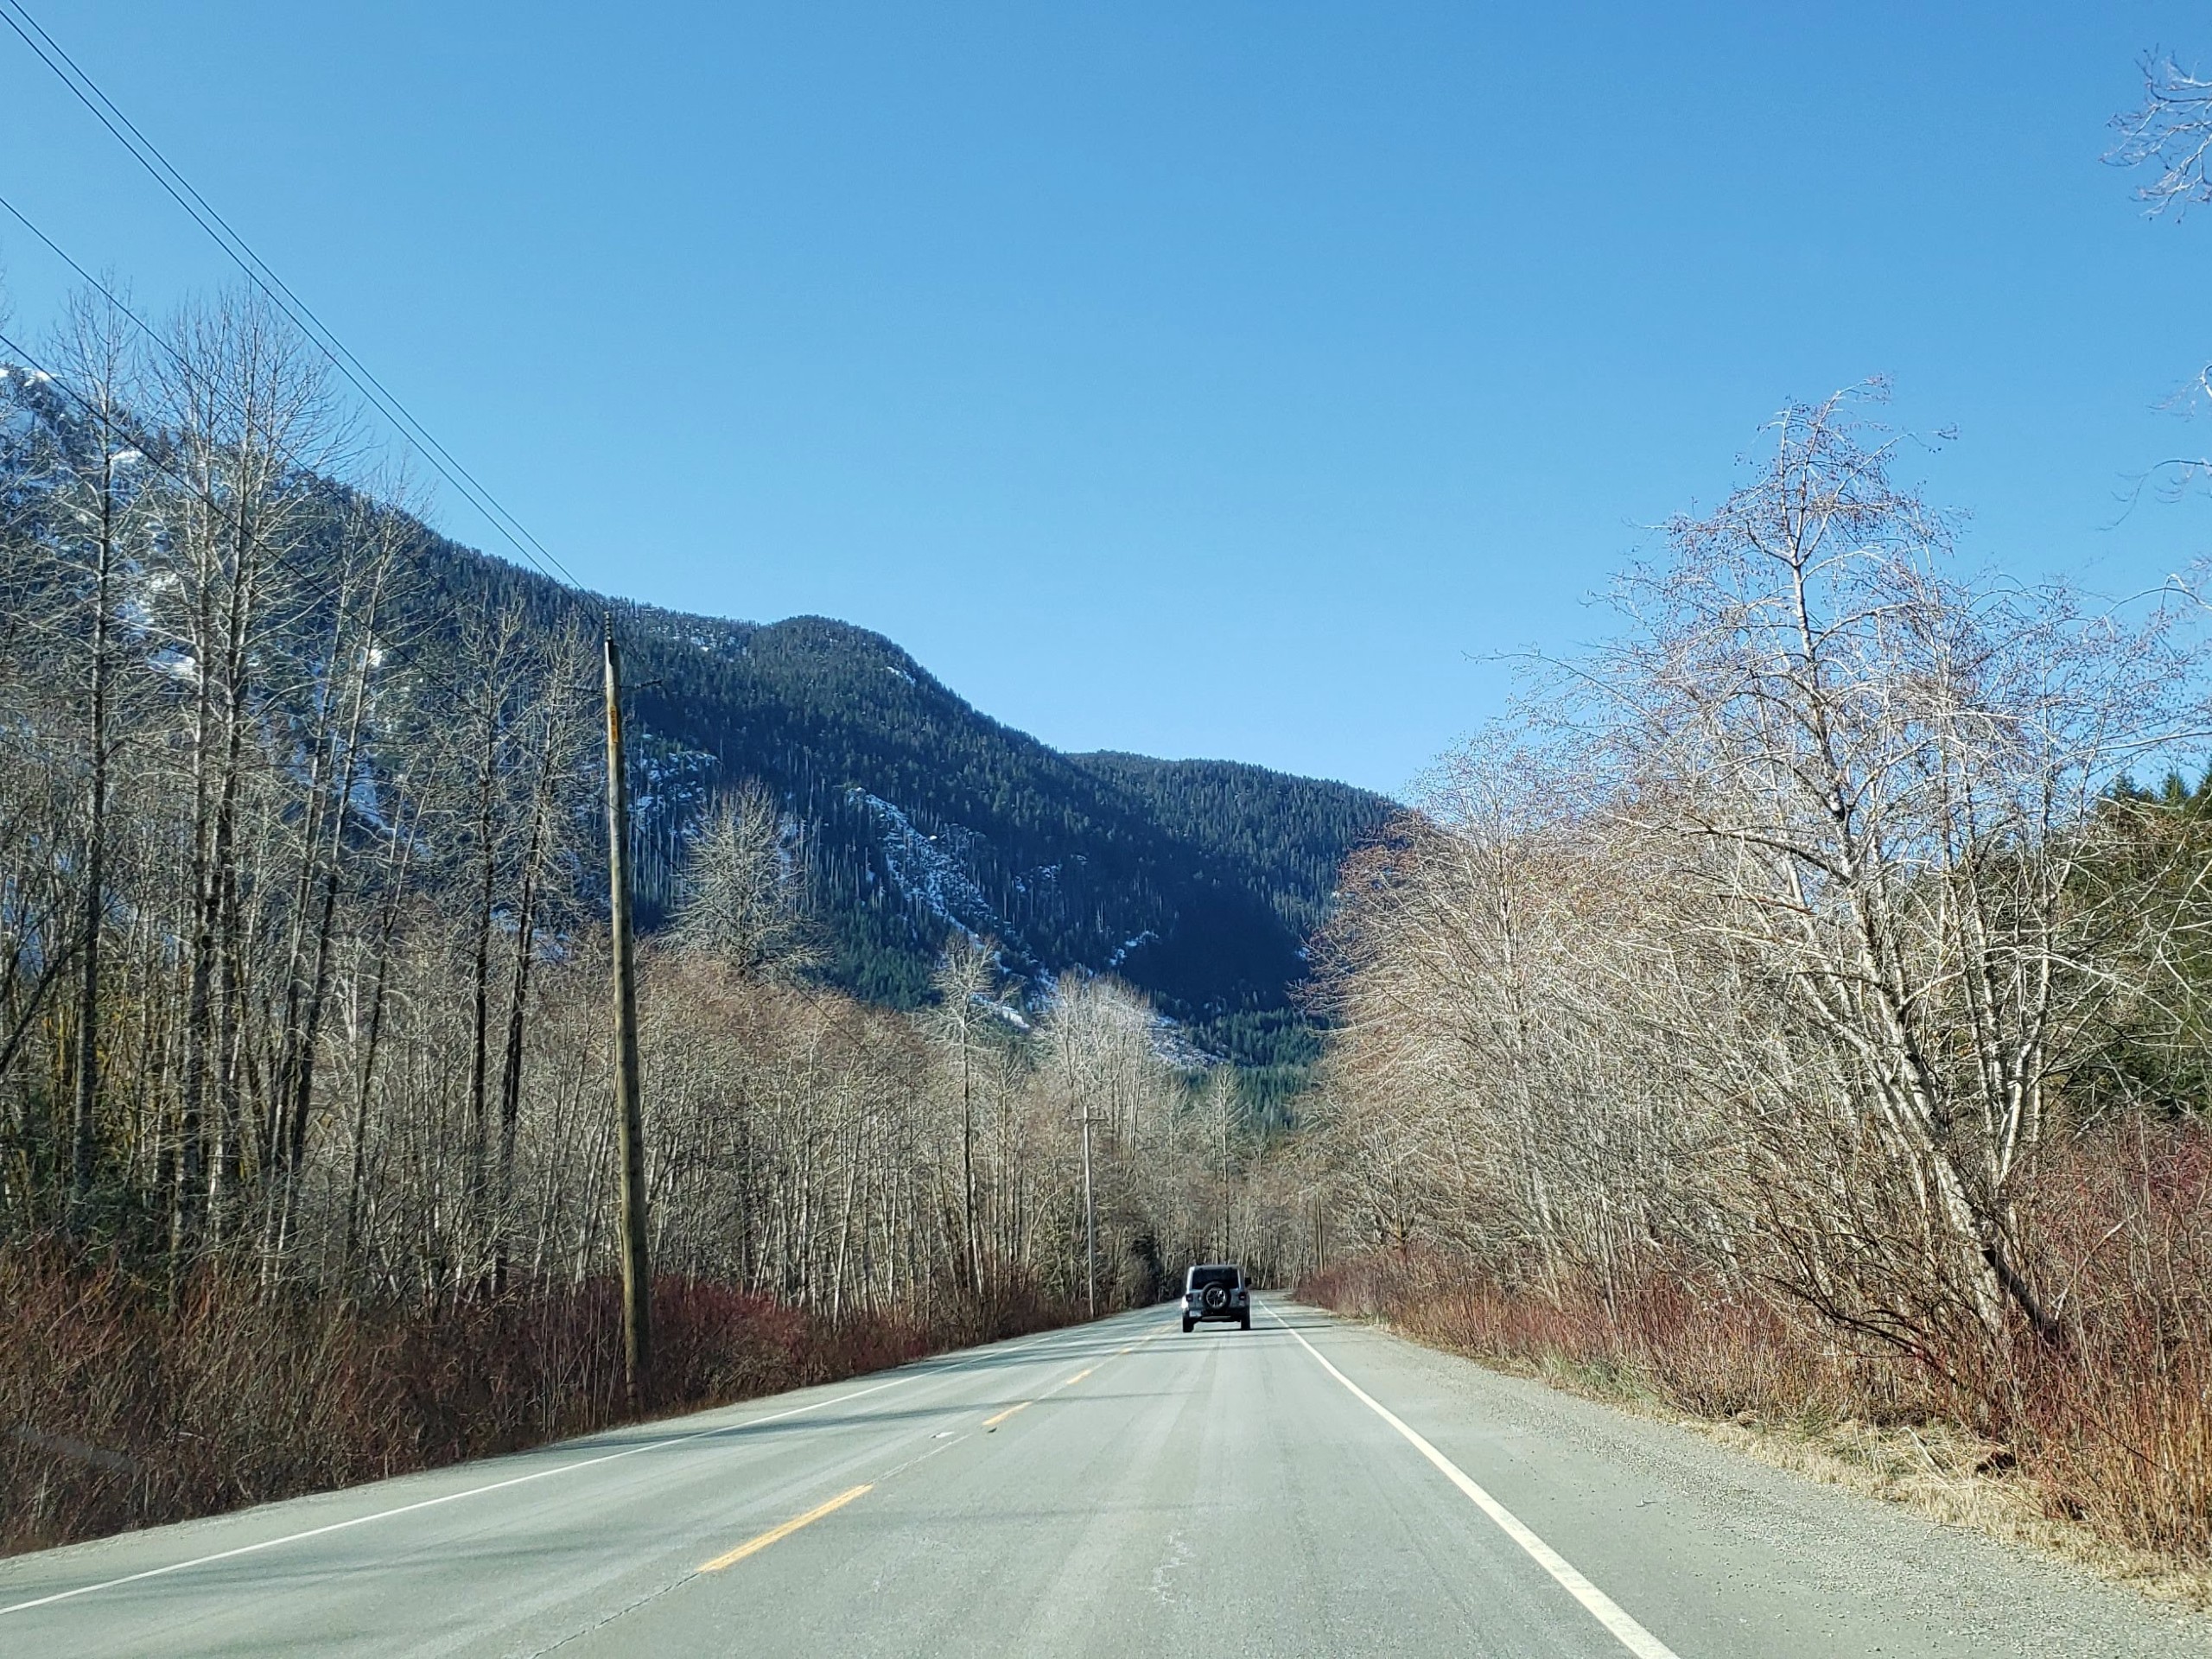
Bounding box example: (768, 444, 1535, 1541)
(1203, 1285, 1228, 1312)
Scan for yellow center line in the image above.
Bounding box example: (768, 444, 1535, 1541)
(980, 1320, 1179, 1433)
(697, 1484, 873, 1573)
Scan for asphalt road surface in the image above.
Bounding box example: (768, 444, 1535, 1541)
(2, 1299, 2202, 1657)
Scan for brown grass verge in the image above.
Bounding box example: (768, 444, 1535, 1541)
(0, 1243, 1081, 1557)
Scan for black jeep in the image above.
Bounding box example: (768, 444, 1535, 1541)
(1180, 1262, 1250, 1332)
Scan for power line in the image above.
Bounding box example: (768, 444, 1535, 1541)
(0, 188, 401, 518)
(0, 187, 585, 659)
(0, 188, 242, 418)
(0, 0, 593, 599)
(0, 0, 582, 591)
(0, 319, 359, 626)
(0, 188, 426, 631)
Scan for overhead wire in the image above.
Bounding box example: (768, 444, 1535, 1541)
(0, 186, 414, 631)
(0, 187, 421, 530)
(0, 0, 594, 600)
(0, 317, 363, 626)
(0, 188, 545, 664)
(0, 186, 304, 449)
(0, 0, 582, 591)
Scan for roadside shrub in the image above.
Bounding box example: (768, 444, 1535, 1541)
(0, 1246, 1078, 1556)
(1303, 1124, 2212, 1565)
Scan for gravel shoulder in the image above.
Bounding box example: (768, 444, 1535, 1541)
(1308, 1303, 2212, 1658)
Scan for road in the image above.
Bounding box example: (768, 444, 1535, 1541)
(0, 1299, 2199, 1657)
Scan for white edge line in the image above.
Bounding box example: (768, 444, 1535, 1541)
(1265, 1304, 1681, 1659)
(0, 1310, 1135, 1619)
(0, 1374, 913, 1618)
(0, 1309, 1145, 1619)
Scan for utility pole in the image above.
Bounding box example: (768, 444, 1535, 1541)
(1079, 1108, 1097, 1319)
(70, 442, 117, 1225)
(603, 619, 652, 1412)
(1219, 1095, 1232, 1262)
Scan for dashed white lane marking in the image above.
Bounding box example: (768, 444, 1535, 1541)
(1266, 1305, 1681, 1659)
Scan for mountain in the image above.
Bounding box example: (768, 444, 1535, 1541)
(404, 531, 1396, 1074)
(0, 357, 1394, 1087)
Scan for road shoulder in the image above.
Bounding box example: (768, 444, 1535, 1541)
(1282, 1300, 2212, 1659)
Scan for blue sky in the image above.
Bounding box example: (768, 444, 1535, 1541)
(3, 2, 2209, 794)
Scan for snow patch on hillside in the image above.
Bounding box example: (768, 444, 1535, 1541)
(1148, 1014, 1214, 1072)
(854, 791, 1000, 938)
(630, 740, 718, 821)
(1108, 931, 1157, 968)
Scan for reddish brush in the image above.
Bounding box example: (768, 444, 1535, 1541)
(0, 1249, 1080, 1556)
(1304, 1123, 2212, 1567)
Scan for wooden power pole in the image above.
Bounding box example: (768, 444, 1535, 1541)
(603, 620, 652, 1411)
(1079, 1108, 1097, 1319)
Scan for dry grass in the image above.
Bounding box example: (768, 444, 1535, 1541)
(1687, 1412, 2212, 1609)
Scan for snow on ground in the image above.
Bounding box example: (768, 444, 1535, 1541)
(1107, 930, 1157, 969)
(854, 790, 1001, 939)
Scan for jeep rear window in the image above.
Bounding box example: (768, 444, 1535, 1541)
(1188, 1267, 1239, 1290)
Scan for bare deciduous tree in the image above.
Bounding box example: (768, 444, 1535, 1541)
(1313, 390, 2212, 1404)
(671, 782, 816, 980)
(2111, 54, 2212, 216)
